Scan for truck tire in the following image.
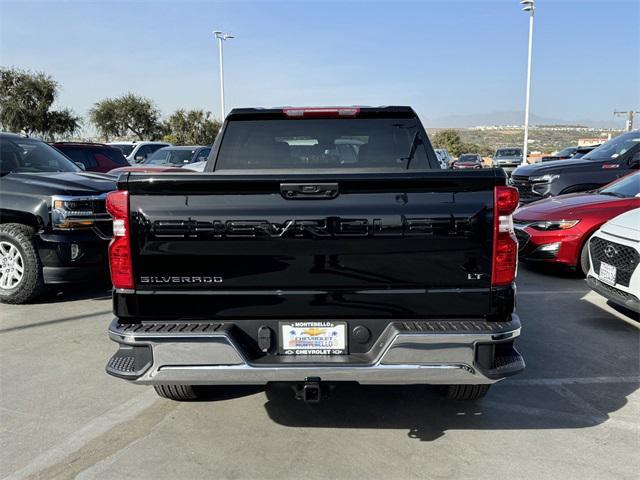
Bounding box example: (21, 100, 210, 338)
(0, 224, 44, 304)
(153, 384, 200, 401)
(444, 384, 491, 401)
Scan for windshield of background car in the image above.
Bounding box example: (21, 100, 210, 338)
(495, 148, 522, 158)
(0, 137, 81, 175)
(110, 144, 135, 156)
(146, 149, 195, 165)
(98, 148, 129, 166)
(582, 132, 640, 161)
(600, 172, 640, 197)
(215, 117, 433, 170)
(458, 155, 478, 162)
(556, 147, 577, 157)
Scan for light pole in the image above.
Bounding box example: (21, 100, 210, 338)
(614, 110, 640, 131)
(520, 0, 535, 165)
(213, 30, 234, 120)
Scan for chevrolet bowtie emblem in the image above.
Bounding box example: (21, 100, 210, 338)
(301, 328, 325, 336)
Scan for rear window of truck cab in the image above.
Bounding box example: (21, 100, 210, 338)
(214, 117, 434, 170)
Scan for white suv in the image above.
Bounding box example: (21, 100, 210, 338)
(587, 208, 640, 314)
(108, 141, 172, 164)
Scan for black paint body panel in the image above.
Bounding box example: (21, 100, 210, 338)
(116, 171, 512, 326)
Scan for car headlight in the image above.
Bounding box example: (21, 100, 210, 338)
(529, 220, 580, 231)
(529, 174, 559, 183)
(51, 194, 110, 230)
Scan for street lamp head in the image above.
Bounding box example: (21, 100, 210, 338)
(520, 0, 535, 12)
(213, 31, 235, 41)
(213, 30, 236, 40)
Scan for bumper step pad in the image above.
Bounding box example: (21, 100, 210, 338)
(399, 319, 519, 333)
(113, 321, 225, 335)
(105, 344, 153, 379)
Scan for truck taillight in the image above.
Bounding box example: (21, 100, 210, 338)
(106, 191, 134, 290)
(492, 186, 519, 286)
(283, 107, 360, 118)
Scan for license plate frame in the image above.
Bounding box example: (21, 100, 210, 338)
(279, 321, 348, 355)
(599, 262, 617, 286)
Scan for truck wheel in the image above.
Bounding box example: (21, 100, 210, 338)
(153, 384, 201, 401)
(444, 384, 491, 401)
(0, 224, 44, 304)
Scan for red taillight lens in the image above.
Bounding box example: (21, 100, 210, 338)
(283, 107, 360, 118)
(492, 186, 519, 286)
(495, 185, 520, 213)
(106, 191, 134, 289)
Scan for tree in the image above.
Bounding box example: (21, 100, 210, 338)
(163, 109, 221, 145)
(431, 129, 464, 157)
(461, 142, 493, 157)
(89, 93, 162, 140)
(0, 67, 80, 140)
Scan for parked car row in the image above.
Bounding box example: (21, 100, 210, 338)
(108, 141, 171, 164)
(444, 147, 525, 173)
(514, 171, 640, 275)
(109, 145, 211, 174)
(541, 144, 600, 162)
(50, 142, 212, 174)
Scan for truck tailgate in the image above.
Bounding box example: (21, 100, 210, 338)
(120, 171, 506, 320)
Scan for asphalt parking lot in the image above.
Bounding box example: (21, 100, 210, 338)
(1, 267, 638, 480)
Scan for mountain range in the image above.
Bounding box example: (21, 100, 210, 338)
(423, 111, 625, 129)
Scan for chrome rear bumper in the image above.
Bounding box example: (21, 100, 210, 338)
(106, 316, 524, 385)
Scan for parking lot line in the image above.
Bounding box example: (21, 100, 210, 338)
(481, 399, 638, 431)
(548, 384, 608, 421)
(5, 375, 638, 480)
(3, 390, 159, 480)
(503, 376, 640, 386)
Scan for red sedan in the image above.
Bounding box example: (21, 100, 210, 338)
(513, 172, 640, 275)
(452, 153, 483, 169)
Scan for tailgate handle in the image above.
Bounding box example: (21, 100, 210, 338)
(280, 183, 339, 199)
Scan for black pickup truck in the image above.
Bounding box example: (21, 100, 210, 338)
(511, 131, 640, 204)
(0, 133, 115, 304)
(105, 106, 524, 402)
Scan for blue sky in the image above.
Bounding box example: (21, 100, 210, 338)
(1, 0, 638, 128)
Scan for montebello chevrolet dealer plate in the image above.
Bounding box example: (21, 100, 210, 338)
(280, 321, 347, 355)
